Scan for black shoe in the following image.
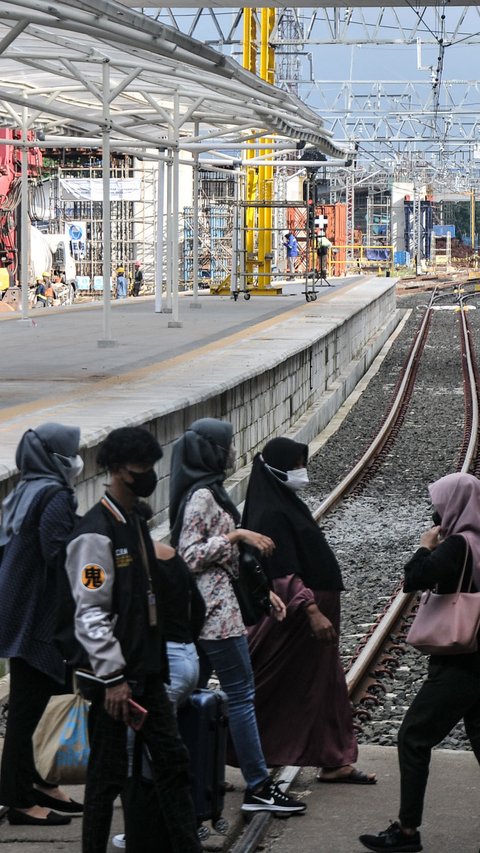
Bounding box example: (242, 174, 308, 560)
(242, 776, 306, 814)
(34, 789, 83, 813)
(7, 809, 72, 826)
(359, 822, 422, 852)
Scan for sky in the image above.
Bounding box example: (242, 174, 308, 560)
(142, 5, 480, 176)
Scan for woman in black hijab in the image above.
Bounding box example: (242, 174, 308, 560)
(170, 419, 307, 816)
(244, 437, 375, 782)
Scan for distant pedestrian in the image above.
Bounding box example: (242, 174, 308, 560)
(316, 232, 332, 280)
(359, 472, 480, 853)
(283, 232, 299, 278)
(0, 423, 84, 826)
(132, 261, 143, 297)
(116, 267, 128, 299)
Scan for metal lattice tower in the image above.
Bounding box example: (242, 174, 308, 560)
(275, 9, 304, 97)
(345, 168, 355, 262)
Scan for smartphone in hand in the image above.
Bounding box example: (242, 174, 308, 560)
(127, 698, 148, 731)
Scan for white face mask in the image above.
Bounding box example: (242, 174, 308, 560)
(54, 452, 84, 486)
(285, 467, 309, 492)
(69, 454, 84, 480)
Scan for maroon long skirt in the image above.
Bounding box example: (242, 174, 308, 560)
(248, 588, 358, 768)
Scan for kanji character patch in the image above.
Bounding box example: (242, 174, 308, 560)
(81, 564, 106, 590)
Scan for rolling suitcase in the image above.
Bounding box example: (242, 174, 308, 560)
(177, 687, 229, 831)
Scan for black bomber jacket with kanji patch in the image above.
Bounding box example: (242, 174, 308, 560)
(65, 493, 167, 691)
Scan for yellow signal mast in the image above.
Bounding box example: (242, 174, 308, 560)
(242, 8, 276, 293)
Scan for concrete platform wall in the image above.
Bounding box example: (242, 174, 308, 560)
(0, 281, 399, 530)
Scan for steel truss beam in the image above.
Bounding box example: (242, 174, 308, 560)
(138, 6, 480, 47)
(315, 79, 480, 145)
(136, 7, 480, 161)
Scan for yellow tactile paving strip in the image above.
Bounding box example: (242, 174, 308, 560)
(0, 284, 358, 426)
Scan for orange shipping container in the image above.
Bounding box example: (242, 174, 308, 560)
(287, 203, 346, 277)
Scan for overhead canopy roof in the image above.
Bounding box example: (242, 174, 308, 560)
(0, 0, 346, 158)
(124, 0, 477, 6)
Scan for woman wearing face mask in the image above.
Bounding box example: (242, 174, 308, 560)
(0, 422, 84, 825)
(243, 437, 376, 782)
(170, 419, 307, 816)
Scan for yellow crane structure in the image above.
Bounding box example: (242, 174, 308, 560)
(242, 8, 278, 294)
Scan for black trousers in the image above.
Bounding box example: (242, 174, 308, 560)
(398, 657, 480, 828)
(82, 674, 201, 853)
(0, 658, 61, 807)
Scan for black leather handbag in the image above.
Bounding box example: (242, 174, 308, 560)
(232, 545, 271, 626)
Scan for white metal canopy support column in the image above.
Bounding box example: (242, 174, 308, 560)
(168, 94, 182, 328)
(155, 154, 165, 314)
(190, 121, 201, 309)
(20, 105, 29, 321)
(98, 60, 114, 348)
(230, 167, 240, 297)
(164, 154, 173, 314)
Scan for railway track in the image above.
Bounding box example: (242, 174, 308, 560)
(230, 285, 480, 853)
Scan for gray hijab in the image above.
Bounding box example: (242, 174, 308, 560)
(169, 418, 239, 546)
(1, 422, 81, 541)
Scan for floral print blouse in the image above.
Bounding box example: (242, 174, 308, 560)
(177, 488, 246, 640)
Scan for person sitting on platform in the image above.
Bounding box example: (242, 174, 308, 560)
(34, 278, 48, 308)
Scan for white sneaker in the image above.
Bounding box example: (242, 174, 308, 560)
(112, 834, 126, 849)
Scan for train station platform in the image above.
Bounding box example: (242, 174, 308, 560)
(0, 744, 477, 851)
(0, 276, 399, 525)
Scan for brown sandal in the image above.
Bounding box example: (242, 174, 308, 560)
(317, 768, 376, 785)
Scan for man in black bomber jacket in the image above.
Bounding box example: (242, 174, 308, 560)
(65, 426, 201, 853)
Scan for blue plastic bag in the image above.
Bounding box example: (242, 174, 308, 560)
(33, 693, 90, 784)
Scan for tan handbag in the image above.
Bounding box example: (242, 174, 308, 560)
(406, 544, 480, 655)
(33, 692, 90, 785)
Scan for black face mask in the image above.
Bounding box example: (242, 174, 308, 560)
(124, 468, 157, 498)
(432, 510, 442, 526)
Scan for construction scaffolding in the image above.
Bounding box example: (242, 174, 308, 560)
(366, 189, 391, 268)
(31, 153, 157, 292)
(182, 169, 235, 288)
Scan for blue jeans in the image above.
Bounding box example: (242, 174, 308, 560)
(165, 641, 199, 712)
(199, 635, 269, 790)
